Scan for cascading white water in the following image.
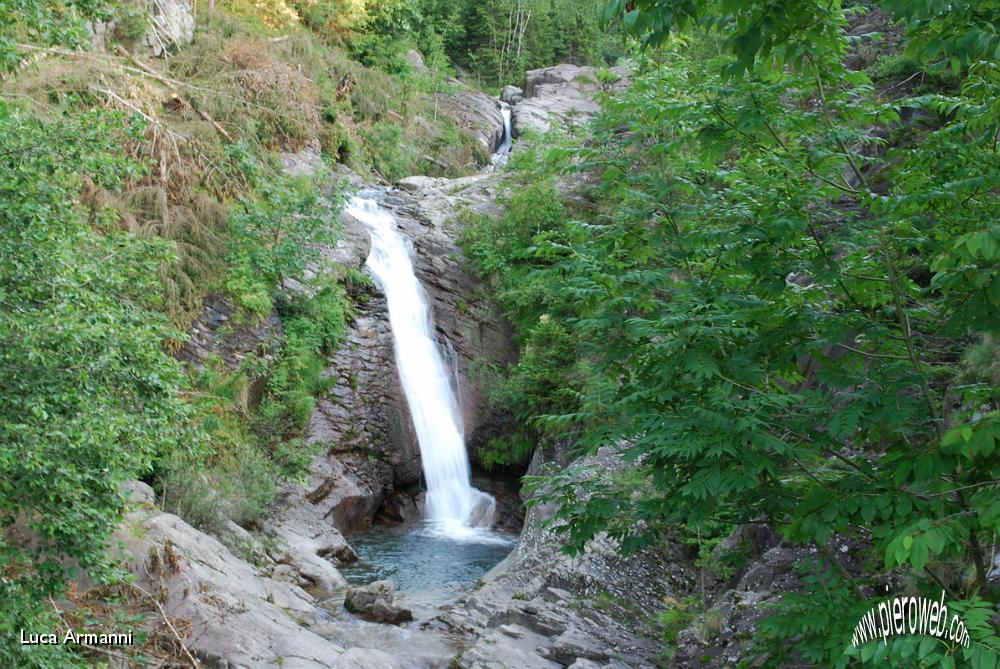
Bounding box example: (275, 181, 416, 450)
(491, 102, 513, 167)
(347, 196, 498, 540)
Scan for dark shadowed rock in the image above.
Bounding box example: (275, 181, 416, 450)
(176, 294, 283, 374)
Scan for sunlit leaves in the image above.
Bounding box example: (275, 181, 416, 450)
(0, 103, 190, 661)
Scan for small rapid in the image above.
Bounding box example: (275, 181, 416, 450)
(491, 102, 513, 167)
(346, 196, 502, 542)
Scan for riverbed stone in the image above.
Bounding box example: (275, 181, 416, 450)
(549, 627, 610, 665)
(436, 446, 697, 668)
(344, 580, 414, 624)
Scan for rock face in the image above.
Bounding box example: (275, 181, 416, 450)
(298, 171, 518, 533)
(115, 482, 348, 669)
(177, 294, 283, 371)
(437, 448, 698, 669)
(146, 0, 196, 56)
(344, 580, 414, 625)
(298, 234, 418, 532)
(511, 64, 628, 136)
(433, 90, 506, 156)
(88, 0, 195, 56)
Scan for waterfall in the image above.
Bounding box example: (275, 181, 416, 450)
(491, 102, 513, 167)
(346, 196, 498, 540)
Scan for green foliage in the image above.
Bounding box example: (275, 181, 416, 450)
(112, 1, 150, 46)
(309, 0, 623, 85)
(360, 121, 416, 182)
(227, 167, 345, 313)
(261, 280, 349, 443)
(467, 2, 1000, 666)
(655, 595, 703, 662)
(461, 173, 592, 465)
(0, 0, 110, 71)
(0, 103, 190, 666)
(455, 0, 623, 86)
(160, 277, 349, 532)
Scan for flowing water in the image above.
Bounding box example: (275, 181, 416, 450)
(491, 102, 513, 167)
(346, 196, 500, 540)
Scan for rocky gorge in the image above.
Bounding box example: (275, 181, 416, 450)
(107, 63, 705, 669)
(76, 46, 843, 667)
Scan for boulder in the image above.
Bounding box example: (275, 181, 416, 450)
(344, 580, 414, 625)
(405, 49, 428, 72)
(500, 85, 524, 105)
(512, 64, 628, 136)
(176, 294, 283, 374)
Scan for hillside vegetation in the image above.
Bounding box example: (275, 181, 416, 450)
(462, 1, 1000, 667)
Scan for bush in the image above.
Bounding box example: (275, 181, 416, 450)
(361, 121, 417, 182)
(0, 104, 190, 667)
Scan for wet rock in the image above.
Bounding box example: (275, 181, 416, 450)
(383, 175, 518, 474)
(501, 85, 524, 105)
(344, 580, 414, 625)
